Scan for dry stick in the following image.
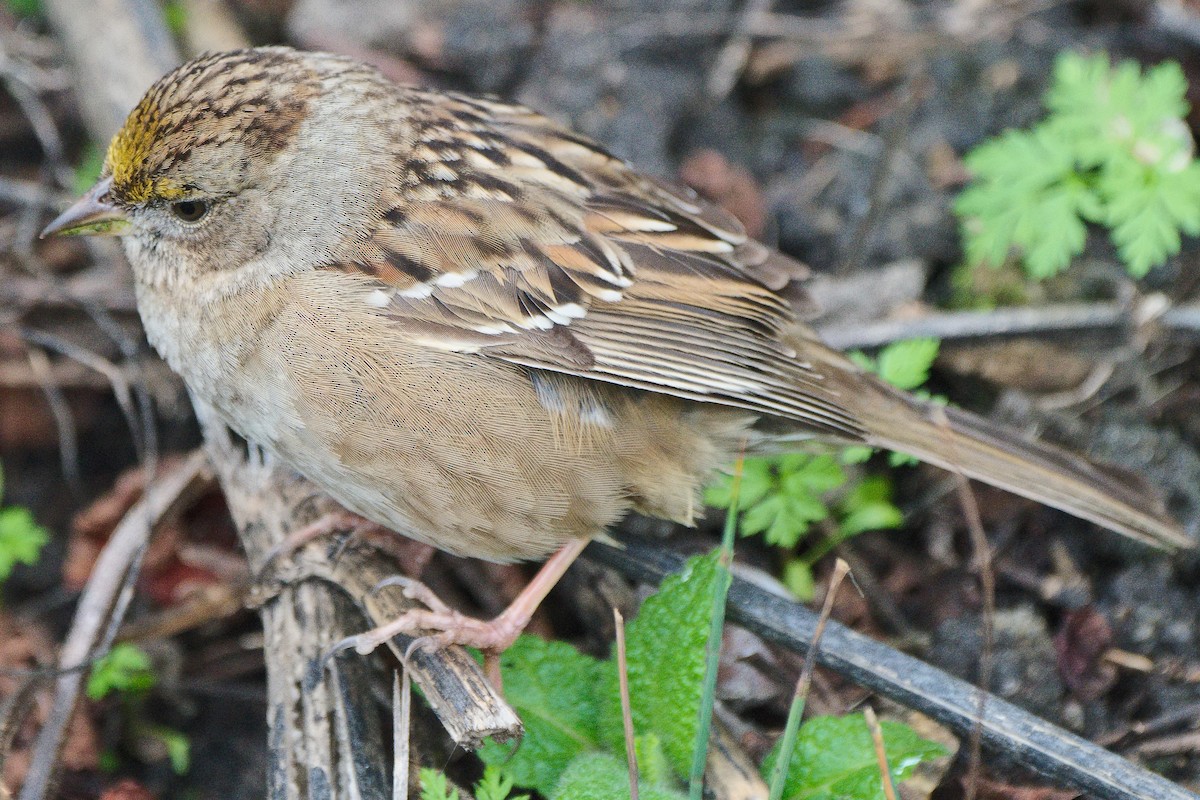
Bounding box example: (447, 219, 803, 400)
(393, 670, 410, 800)
(955, 475, 995, 800)
(862, 706, 897, 800)
(767, 559, 852, 800)
(588, 539, 1196, 800)
(24, 346, 81, 494)
(815, 301, 1167, 351)
(18, 452, 214, 800)
(21, 328, 149, 465)
(932, 405, 996, 800)
(615, 609, 639, 800)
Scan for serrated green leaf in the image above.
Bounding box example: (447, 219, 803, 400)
(705, 459, 774, 510)
(86, 643, 156, 700)
(764, 498, 819, 548)
(875, 339, 940, 390)
(761, 715, 946, 800)
(419, 769, 459, 800)
(0, 507, 49, 582)
(788, 455, 845, 495)
(478, 636, 604, 794)
(959, 50, 1200, 280)
(956, 126, 1093, 277)
(782, 559, 815, 601)
(740, 494, 786, 537)
(1100, 158, 1200, 275)
(475, 766, 529, 800)
(598, 552, 722, 778)
(153, 727, 191, 774)
(551, 753, 687, 800)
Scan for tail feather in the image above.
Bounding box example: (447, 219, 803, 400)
(855, 389, 1188, 550)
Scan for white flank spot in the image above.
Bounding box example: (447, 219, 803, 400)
(633, 220, 678, 232)
(556, 302, 587, 319)
(472, 324, 512, 335)
(399, 282, 434, 299)
(517, 315, 555, 331)
(435, 270, 477, 288)
(366, 289, 392, 308)
(580, 404, 613, 428)
(593, 289, 624, 303)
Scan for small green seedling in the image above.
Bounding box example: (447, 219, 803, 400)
(0, 463, 49, 585)
(705, 339, 940, 598)
(956, 51, 1200, 278)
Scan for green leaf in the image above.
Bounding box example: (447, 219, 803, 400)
(874, 339, 940, 391)
(86, 643, 156, 700)
(152, 727, 191, 774)
(782, 559, 815, 602)
(478, 636, 604, 795)
(836, 476, 903, 537)
(551, 753, 687, 800)
(761, 715, 946, 800)
(1101, 159, 1200, 275)
(839, 446, 874, 465)
(788, 455, 846, 495)
(958, 50, 1200, 280)
(956, 128, 1096, 278)
(598, 552, 723, 778)
(419, 769, 459, 800)
(475, 766, 529, 800)
(0, 506, 49, 582)
(705, 459, 773, 510)
(635, 734, 672, 788)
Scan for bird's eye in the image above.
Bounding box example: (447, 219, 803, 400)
(170, 199, 210, 223)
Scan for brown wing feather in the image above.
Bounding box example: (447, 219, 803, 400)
(317, 87, 856, 435)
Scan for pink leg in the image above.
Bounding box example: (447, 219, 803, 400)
(338, 538, 591, 658)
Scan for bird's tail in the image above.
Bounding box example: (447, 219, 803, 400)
(843, 383, 1188, 550)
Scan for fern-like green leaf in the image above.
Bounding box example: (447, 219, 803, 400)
(958, 50, 1200, 279)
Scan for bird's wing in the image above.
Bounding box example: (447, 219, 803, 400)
(319, 89, 866, 439)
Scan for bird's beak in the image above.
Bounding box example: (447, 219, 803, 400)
(40, 176, 130, 238)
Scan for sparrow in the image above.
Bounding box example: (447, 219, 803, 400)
(43, 47, 1188, 652)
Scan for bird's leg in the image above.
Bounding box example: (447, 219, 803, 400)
(336, 538, 590, 675)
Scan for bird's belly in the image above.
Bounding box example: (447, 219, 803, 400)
(242, 312, 640, 562)
(146, 278, 749, 562)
